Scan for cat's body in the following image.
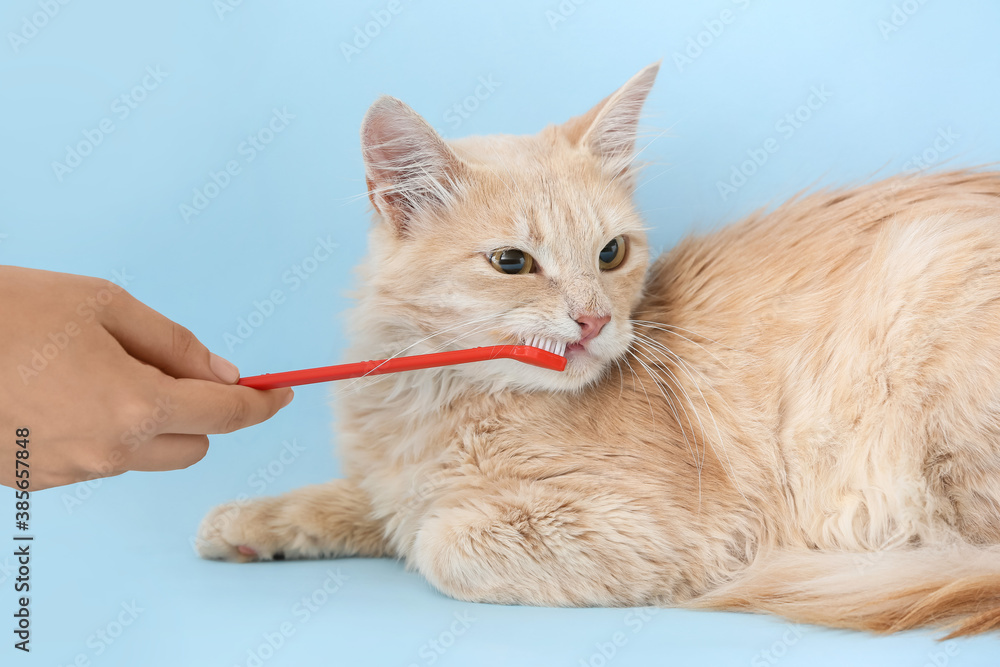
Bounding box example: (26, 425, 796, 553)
(198, 64, 1000, 636)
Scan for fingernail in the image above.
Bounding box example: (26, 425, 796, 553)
(280, 390, 294, 408)
(209, 353, 240, 384)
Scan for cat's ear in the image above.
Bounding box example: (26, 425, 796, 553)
(361, 96, 465, 235)
(563, 62, 660, 178)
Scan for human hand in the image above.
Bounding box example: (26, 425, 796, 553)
(0, 266, 293, 491)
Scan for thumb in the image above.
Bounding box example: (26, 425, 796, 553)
(99, 284, 241, 383)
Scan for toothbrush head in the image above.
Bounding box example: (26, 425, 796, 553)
(516, 336, 567, 371)
(523, 335, 567, 358)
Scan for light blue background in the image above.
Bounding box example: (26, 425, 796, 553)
(3, 0, 1000, 665)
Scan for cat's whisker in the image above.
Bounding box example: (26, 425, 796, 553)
(633, 349, 707, 514)
(631, 320, 734, 364)
(632, 336, 709, 469)
(632, 333, 710, 417)
(631, 319, 733, 355)
(612, 358, 625, 402)
(635, 339, 707, 436)
(621, 356, 655, 425)
(629, 127, 672, 169)
(630, 329, 726, 403)
(632, 320, 737, 362)
(633, 340, 708, 465)
(633, 333, 751, 507)
(630, 345, 700, 478)
(632, 339, 705, 510)
(426, 321, 509, 354)
(630, 329, 737, 485)
(335, 300, 543, 397)
(632, 164, 676, 196)
(588, 127, 669, 204)
(343, 322, 502, 395)
(633, 335, 718, 455)
(342, 191, 370, 205)
(634, 332, 743, 498)
(333, 310, 517, 396)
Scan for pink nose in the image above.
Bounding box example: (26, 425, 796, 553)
(576, 314, 611, 342)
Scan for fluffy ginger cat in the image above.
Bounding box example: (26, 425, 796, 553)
(198, 63, 1000, 637)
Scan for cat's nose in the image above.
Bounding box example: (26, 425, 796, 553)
(576, 314, 611, 342)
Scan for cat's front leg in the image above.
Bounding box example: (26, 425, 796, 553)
(196, 479, 390, 562)
(411, 479, 675, 607)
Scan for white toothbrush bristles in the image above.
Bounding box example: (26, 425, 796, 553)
(523, 335, 566, 357)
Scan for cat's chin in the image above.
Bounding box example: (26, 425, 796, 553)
(478, 346, 615, 394)
(549, 355, 612, 392)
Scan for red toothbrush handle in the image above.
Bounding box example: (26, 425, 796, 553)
(237, 345, 566, 390)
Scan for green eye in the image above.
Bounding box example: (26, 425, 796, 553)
(489, 248, 534, 275)
(599, 235, 626, 270)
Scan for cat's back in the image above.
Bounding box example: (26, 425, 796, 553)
(638, 170, 1000, 550)
(643, 170, 1000, 320)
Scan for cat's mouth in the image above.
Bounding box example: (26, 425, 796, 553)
(509, 332, 617, 389)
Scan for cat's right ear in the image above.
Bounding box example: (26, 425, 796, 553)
(360, 96, 465, 235)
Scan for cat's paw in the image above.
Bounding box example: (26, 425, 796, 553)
(195, 498, 290, 563)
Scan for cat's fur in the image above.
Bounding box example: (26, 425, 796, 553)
(198, 63, 1000, 637)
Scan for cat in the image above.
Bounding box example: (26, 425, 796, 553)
(197, 62, 1000, 638)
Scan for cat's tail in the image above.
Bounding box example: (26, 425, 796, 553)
(688, 544, 1000, 638)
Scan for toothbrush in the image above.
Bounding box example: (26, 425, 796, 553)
(237, 337, 567, 390)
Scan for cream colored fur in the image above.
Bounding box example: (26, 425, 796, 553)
(197, 63, 1000, 636)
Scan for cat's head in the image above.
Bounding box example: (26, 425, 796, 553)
(356, 63, 659, 393)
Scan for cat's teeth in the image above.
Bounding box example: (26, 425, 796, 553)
(523, 336, 566, 357)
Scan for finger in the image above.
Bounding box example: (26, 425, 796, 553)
(126, 434, 211, 472)
(158, 378, 293, 435)
(98, 284, 241, 384)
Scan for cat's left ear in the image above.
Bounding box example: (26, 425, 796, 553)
(564, 62, 660, 179)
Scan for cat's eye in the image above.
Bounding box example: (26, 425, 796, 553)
(599, 235, 627, 270)
(489, 248, 534, 275)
